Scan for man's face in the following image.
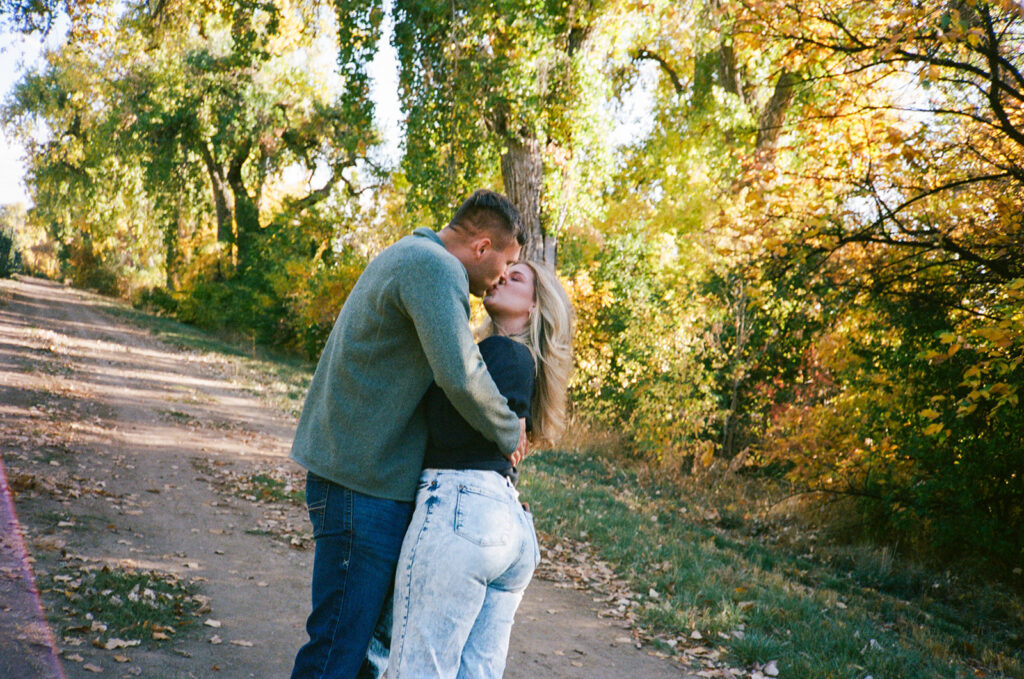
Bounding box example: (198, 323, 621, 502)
(467, 238, 521, 297)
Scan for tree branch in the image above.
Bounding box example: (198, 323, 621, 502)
(632, 48, 684, 94)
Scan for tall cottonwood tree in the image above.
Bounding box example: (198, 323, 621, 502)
(377, 0, 612, 264)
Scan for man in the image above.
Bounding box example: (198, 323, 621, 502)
(289, 189, 529, 679)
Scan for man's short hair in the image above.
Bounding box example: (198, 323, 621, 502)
(449, 189, 526, 248)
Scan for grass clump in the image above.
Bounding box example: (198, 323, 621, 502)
(44, 561, 205, 646)
(237, 472, 305, 505)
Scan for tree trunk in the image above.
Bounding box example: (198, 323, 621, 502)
(755, 69, 798, 156)
(227, 143, 258, 270)
(500, 134, 554, 265)
(720, 279, 750, 458)
(717, 41, 745, 104)
(199, 143, 233, 245)
(163, 197, 181, 290)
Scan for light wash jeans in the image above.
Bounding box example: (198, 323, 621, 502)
(389, 469, 540, 679)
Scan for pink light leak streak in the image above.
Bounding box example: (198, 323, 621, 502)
(0, 455, 67, 679)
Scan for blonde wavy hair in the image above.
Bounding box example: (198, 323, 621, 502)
(485, 262, 575, 445)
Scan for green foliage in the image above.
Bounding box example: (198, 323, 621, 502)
(797, 288, 1024, 569)
(566, 227, 717, 469)
(0, 226, 20, 277)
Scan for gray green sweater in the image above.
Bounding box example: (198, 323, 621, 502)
(289, 227, 522, 502)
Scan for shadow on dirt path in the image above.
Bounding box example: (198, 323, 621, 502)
(1, 276, 687, 679)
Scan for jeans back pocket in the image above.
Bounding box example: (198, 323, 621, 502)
(454, 485, 511, 547)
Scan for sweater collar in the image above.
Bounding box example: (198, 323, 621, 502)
(413, 227, 443, 247)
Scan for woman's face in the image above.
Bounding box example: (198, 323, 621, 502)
(483, 262, 535, 328)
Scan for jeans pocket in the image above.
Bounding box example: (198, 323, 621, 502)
(454, 485, 510, 547)
(305, 473, 329, 538)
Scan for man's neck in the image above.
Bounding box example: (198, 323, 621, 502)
(437, 226, 456, 251)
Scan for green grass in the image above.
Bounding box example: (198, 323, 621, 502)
(43, 562, 204, 645)
(520, 449, 1024, 679)
(237, 473, 305, 505)
(33, 510, 100, 533)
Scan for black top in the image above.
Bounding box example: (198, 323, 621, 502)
(422, 335, 535, 482)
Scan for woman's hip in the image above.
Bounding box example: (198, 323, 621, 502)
(407, 469, 535, 577)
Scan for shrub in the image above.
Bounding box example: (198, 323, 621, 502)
(0, 228, 20, 277)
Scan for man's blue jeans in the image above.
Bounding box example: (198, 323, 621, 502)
(291, 473, 413, 679)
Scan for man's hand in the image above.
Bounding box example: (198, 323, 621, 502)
(509, 418, 529, 466)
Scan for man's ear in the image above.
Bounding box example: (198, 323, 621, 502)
(474, 236, 492, 258)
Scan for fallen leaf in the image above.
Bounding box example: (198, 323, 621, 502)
(229, 639, 254, 647)
(83, 664, 103, 673)
(209, 635, 222, 645)
(64, 653, 84, 662)
(34, 535, 65, 551)
(204, 619, 222, 628)
(103, 638, 140, 650)
(152, 632, 170, 641)
(765, 660, 779, 676)
(113, 655, 130, 663)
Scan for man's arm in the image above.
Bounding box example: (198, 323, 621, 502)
(398, 257, 522, 455)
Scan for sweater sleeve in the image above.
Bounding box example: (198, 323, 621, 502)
(397, 253, 522, 455)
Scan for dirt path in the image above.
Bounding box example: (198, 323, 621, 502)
(0, 276, 686, 679)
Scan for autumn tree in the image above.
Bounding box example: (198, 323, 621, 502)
(716, 0, 1024, 563)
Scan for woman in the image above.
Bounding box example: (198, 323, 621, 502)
(388, 261, 574, 679)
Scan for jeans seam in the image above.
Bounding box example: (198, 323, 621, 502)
(315, 486, 354, 677)
(392, 488, 435, 674)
